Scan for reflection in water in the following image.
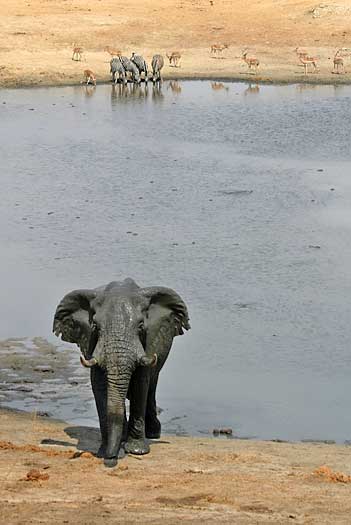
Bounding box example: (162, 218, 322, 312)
(110, 83, 149, 105)
(332, 83, 347, 96)
(168, 80, 182, 94)
(295, 83, 318, 94)
(244, 83, 260, 96)
(152, 83, 164, 102)
(211, 82, 229, 92)
(83, 85, 96, 98)
(131, 83, 148, 99)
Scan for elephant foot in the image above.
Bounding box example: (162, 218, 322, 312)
(100, 446, 125, 461)
(104, 457, 118, 468)
(125, 437, 150, 455)
(96, 444, 106, 458)
(146, 429, 161, 439)
(145, 417, 161, 439)
(118, 447, 126, 459)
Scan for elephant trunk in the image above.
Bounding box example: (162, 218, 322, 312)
(79, 330, 156, 467)
(103, 335, 144, 467)
(104, 365, 132, 467)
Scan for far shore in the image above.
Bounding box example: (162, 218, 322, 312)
(1, 0, 351, 89)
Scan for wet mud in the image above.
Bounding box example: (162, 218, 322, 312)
(0, 338, 93, 424)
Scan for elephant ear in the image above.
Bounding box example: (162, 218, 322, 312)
(53, 289, 98, 355)
(140, 287, 191, 341)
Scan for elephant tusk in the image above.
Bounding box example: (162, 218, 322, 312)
(80, 355, 98, 368)
(139, 353, 158, 368)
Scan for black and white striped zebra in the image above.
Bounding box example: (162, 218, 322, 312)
(110, 58, 127, 85)
(119, 56, 141, 84)
(151, 54, 164, 82)
(130, 53, 148, 83)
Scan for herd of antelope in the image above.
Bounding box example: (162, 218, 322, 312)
(212, 45, 350, 75)
(294, 47, 351, 75)
(72, 42, 351, 86)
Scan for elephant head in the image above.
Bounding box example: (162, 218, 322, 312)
(53, 278, 190, 466)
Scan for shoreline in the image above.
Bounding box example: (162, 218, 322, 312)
(0, 403, 343, 446)
(2, 73, 351, 90)
(1, 407, 351, 523)
(2, 63, 351, 90)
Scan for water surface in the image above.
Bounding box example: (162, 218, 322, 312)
(1, 80, 351, 442)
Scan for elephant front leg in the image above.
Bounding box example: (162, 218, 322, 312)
(145, 371, 161, 439)
(125, 367, 150, 455)
(90, 366, 108, 457)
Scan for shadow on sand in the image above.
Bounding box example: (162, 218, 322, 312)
(41, 425, 171, 454)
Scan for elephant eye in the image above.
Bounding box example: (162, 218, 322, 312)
(138, 321, 145, 333)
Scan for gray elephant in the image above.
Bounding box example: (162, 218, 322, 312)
(53, 278, 190, 467)
(151, 54, 164, 82)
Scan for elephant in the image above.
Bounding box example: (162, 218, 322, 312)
(53, 278, 190, 467)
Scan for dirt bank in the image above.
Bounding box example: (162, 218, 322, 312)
(1, 408, 351, 523)
(1, 0, 351, 87)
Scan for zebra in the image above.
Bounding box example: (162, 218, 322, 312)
(110, 58, 127, 85)
(151, 54, 164, 82)
(119, 56, 141, 84)
(130, 53, 148, 83)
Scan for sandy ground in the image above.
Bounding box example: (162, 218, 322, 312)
(1, 0, 351, 87)
(1, 408, 351, 524)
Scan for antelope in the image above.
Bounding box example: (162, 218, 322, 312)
(81, 69, 96, 86)
(295, 47, 318, 72)
(298, 55, 318, 74)
(72, 44, 83, 61)
(333, 49, 345, 74)
(294, 47, 309, 59)
(105, 46, 122, 58)
(242, 50, 259, 72)
(167, 52, 181, 67)
(210, 44, 228, 56)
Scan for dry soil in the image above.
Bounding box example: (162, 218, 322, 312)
(1, 0, 351, 86)
(1, 408, 351, 523)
